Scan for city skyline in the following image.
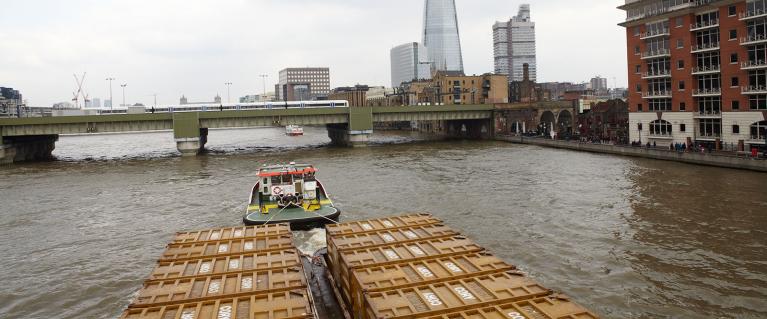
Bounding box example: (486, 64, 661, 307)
(0, 0, 627, 107)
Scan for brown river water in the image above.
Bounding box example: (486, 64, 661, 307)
(0, 127, 765, 319)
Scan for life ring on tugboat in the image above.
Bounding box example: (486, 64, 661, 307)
(272, 186, 283, 195)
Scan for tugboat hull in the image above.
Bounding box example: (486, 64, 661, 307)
(243, 207, 340, 230)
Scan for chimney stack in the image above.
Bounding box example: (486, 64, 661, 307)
(523, 63, 530, 82)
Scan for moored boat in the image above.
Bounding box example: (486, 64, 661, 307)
(243, 163, 339, 230)
(286, 125, 304, 136)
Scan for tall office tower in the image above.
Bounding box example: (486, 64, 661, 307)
(620, 0, 767, 149)
(275, 67, 330, 101)
(391, 42, 432, 87)
(590, 76, 608, 93)
(494, 4, 537, 82)
(422, 0, 464, 72)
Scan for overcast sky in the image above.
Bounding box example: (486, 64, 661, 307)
(0, 0, 627, 107)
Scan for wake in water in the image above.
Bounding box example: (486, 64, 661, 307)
(292, 228, 327, 255)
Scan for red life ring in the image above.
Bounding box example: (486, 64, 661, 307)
(272, 186, 283, 195)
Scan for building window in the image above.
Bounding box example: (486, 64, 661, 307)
(730, 29, 738, 40)
(680, 124, 686, 132)
(733, 125, 740, 134)
(680, 102, 686, 111)
(650, 120, 673, 136)
(634, 26, 641, 36)
(733, 100, 740, 110)
(638, 122, 643, 131)
(750, 95, 767, 109)
(752, 121, 767, 140)
(676, 17, 683, 28)
(635, 46, 641, 54)
(649, 99, 672, 111)
(732, 77, 740, 87)
(678, 60, 685, 69)
(679, 80, 685, 90)
(731, 53, 739, 63)
(677, 39, 684, 48)
(638, 104, 643, 112)
(729, 5, 737, 17)
(636, 84, 642, 92)
(636, 65, 641, 74)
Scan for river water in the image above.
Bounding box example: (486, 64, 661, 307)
(0, 127, 765, 319)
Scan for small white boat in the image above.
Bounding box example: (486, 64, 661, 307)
(286, 125, 304, 136)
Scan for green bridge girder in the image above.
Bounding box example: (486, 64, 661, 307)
(0, 105, 495, 138)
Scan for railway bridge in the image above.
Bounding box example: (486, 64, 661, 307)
(0, 105, 494, 164)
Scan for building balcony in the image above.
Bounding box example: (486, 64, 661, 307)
(690, 19, 719, 32)
(739, 9, 767, 21)
(648, 132, 674, 139)
(742, 86, 767, 95)
(692, 88, 721, 97)
(691, 42, 720, 53)
(642, 91, 672, 99)
(641, 49, 671, 60)
(741, 60, 767, 70)
(694, 110, 722, 118)
(641, 70, 671, 79)
(691, 65, 720, 75)
(640, 29, 670, 39)
(740, 33, 767, 46)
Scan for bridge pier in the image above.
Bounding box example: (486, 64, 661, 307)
(326, 124, 371, 147)
(176, 128, 208, 157)
(173, 113, 208, 156)
(0, 135, 58, 164)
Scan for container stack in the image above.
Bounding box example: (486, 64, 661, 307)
(120, 224, 314, 319)
(325, 213, 599, 319)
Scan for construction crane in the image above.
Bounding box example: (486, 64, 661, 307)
(72, 73, 90, 109)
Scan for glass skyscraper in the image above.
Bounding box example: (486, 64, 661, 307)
(390, 42, 431, 87)
(422, 0, 464, 73)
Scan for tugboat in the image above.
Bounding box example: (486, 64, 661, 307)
(285, 125, 304, 136)
(244, 163, 340, 230)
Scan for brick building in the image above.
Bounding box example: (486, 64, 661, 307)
(328, 85, 369, 107)
(620, 0, 767, 151)
(431, 71, 509, 105)
(577, 99, 630, 144)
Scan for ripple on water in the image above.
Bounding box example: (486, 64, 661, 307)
(0, 129, 766, 319)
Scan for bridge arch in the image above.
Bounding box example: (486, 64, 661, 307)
(539, 111, 556, 134)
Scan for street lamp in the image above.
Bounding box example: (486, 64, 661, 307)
(225, 82, 232, 103)
(106, 77, 115, 109)
(259, 74, 269, 98)
(120, 84, 127, 107)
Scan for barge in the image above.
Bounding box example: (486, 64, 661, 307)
(121, 214, 599, 319)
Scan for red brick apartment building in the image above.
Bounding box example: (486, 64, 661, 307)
(620, 0, 767, 150)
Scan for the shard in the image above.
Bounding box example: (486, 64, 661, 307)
(422, 0, 464, 73)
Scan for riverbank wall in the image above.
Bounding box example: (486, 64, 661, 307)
(497, 135, 767, 173)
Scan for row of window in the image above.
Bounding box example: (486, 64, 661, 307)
(636, 98, 767, 111)
(631, 4, 738, 35)
(638, 120, 767, 139)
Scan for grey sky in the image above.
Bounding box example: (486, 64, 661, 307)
(0, 0, 627, 107)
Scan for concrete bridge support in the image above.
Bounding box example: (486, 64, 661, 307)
(326, 124, 372, 147)
(327, 107, 374, 147)
(173, 113, 207, 156)
(0, 135, 58, 164)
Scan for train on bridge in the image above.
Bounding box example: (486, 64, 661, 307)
(66, 100, 350, 116)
